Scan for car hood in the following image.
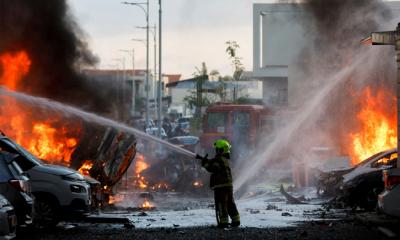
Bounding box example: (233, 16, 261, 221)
(32, 164, 77, 176)
(343, 165, 392, 183)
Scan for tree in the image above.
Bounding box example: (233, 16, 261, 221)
(226, 41, 246, 101)
(183, 62, 217, 112)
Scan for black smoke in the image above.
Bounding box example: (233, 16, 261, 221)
(0, 0, 113, 114)
(301, 0, 392, 73)
(296, 0, 396, 153)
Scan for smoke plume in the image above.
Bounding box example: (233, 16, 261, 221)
(0, 0, 113, 113)
(235, 0, 398, 193)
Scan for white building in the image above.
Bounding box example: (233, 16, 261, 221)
(253, 2, 400, 107)
(253, 3, 307, 107)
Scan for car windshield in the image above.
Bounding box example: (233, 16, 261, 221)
(354, 151, 385, 167)
(207, 112, 227, 132)
(179, 137, 198, 145)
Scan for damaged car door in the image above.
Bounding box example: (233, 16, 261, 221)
(340, 149, 397, 210)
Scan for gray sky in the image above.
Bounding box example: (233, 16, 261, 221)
(67, 0, 398, 78)
(68, 0, 273, 79)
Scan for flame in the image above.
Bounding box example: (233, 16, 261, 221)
(141, 198, 153, 209)
(109, 194, 124, 205)
(134, 154, 149, 189)
(135, 154, 149, 174)
(0, 51, 31, 90)
(78, 160, 94, 176)
(193, 180, 203, 188)
(0, 50, 81, 165)
(27, 123, 78, 162)
(349, 87, 397, 164)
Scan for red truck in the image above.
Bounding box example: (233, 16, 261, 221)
(199, 103, 275, 161)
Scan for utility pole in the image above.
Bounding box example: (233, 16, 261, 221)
(157, 0, 162, 138)
(136, 25, 157, 116)
(154, 24, 157, 104)
(362, 23, 400, 167)
(122, 1, 150, 129)
(145, 0, 150, 129)
(120, 49, 136, 118)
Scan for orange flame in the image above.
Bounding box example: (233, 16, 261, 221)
(349, 87, 397, 164)
(192, 180, 203, 188)
(141, 198, 153, 209)
(0, 50, 81, 165)
(78, 160, 94, 176)
(134, 154, 149, 189)
(0, 51, 31, 90)
(109, 194, 124, 205)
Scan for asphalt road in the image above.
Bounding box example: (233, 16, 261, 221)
(16, 220, 392, 240)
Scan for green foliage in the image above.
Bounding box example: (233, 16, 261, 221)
(226, 40, 245, 81)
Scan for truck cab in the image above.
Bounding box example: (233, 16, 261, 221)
(200, 103, 272, 164)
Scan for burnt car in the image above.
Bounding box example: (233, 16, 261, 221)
(317, 149, 397, 210)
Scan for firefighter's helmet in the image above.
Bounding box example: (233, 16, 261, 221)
(213, 139, 231, 154)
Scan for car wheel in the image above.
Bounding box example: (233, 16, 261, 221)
(33, 198, 59, 228)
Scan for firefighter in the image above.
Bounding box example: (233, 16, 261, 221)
(196, 139, 240, 228)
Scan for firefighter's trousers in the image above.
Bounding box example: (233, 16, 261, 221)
(214, 186, 240, 226)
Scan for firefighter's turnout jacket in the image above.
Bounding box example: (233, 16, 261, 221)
(201, 153, 233, 189)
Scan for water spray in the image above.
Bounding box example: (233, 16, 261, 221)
(0, 88, 196, 159)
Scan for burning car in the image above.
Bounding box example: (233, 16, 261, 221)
(318, 148, 397, 210)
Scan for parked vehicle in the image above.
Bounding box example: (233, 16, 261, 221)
(0, 135, 92, 227)
(146, 127, 167, 139)
(317, 149, 397, 210)
(177, 116, 192, 124)
(0, 151, 32, 227)
(200, 103, 275, 163)
(0, 194, 17, 239)
(168, 136, 200, 153)
(378, 168, 400, 217)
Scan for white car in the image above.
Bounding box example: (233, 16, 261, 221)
(0, 135, 92, 227)
(146, 127, 167, 139)
(378, 168, 400, 217)
(0, 194, 16, 239)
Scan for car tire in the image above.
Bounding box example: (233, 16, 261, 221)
(33, 197, 60, 228)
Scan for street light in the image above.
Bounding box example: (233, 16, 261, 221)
(136, 25, 158, 117)
(122, 0, 150, 129)
(120, 49, 136, 118)
(112, 57, 126, 120)
(157, 0, 162, 138)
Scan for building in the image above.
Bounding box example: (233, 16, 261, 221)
(253, 2, 400, 107)
(253, 3, 307, 107)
